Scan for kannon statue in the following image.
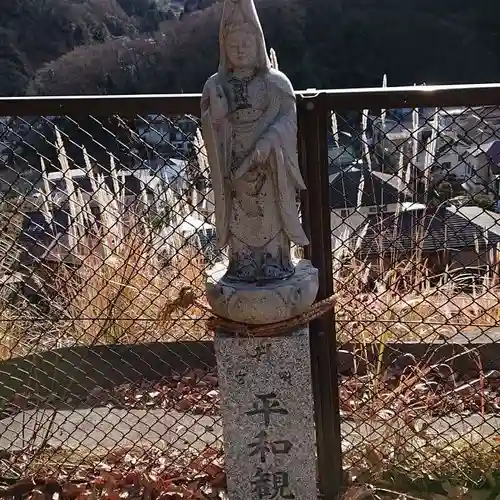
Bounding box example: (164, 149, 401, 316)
(201, 0, 309, 283)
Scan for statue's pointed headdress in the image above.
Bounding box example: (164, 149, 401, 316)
(218, 0, 271, 73)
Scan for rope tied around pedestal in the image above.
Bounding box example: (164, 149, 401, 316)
(162, 287, 336, 337)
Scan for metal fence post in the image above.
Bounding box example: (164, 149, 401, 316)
(298, 93, 343, 500)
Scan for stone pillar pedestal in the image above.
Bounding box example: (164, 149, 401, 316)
(215, 328, 318, 500)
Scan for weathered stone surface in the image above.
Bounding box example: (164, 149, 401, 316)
(214, 328, 318, 500)
(200, 0, 318, 319)
(201, 1, 320, 498)
(206, 259, 319, 324)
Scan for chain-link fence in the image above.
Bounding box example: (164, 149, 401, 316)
(2, 88, 500, 499)
(0, 103, 225, 498)
(328, 97, 500, 493)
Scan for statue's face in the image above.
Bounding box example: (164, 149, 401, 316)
(225, 30, 258, 69)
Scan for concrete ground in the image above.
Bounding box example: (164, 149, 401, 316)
(1, 408, 499, 455)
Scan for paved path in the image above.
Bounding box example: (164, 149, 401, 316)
(0, 408, 221, 453)
(1, 408, 499, 454)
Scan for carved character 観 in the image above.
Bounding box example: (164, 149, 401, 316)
(251, 468, 295, 500)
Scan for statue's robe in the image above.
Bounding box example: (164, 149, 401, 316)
(201, 68, 309, 254)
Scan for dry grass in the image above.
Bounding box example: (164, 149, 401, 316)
(53, 227, 208, 345)
(0, 128, 216, 358)
(338, 334, 500, 492)
(343, 438, 500, 500)
(0, 230, 208, 358)
(0, 307, 35, 359)
(340, 365, 500, 500)
(334, 257, 500, 343)
(2, 232, 500, 358)
(345, 433, 500, 486)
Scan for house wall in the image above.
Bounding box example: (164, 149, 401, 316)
(476, 152, 495, 182)
(331, 202, 400, 252)
(447, 249, 490, 270)
(136, 116, 195, 156)
(372, 110, 500, 182)
(438, 146, 471, 180)
(328, 145, 357, 168)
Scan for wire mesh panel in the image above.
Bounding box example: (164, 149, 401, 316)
(328, 100, 500, 493)
(0, 106, 226, 497)
(4, 89, 500, 500)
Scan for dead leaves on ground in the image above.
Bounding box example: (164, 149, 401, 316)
(0, 369, 220, 420)
(0, 446, 226, 500)
(102, 369, 220, 416)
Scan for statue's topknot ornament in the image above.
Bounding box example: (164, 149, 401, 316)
(201, 0, 318, 325)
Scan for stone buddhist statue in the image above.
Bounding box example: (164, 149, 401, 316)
(201, 0, 309, 283)
(202, 0, 318, 324)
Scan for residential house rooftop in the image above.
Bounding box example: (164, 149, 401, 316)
(329, 168, 409, 210)
(357, 205, 500, 258)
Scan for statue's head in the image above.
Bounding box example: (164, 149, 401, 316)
(225, 23, 258, 70)
(219, 0, 270, 74)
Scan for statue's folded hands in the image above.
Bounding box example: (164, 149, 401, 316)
(232, 138, 270, 181)
(253, 137, 272, 163)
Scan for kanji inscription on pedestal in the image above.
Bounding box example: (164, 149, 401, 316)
(215, 328, 318, 500)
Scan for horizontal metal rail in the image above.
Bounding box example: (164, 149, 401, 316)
(1, 83, 500, 116)
(301, 83, 500, 109)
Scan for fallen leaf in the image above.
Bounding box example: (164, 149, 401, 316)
(204, 464, 223, 478)
(177, 399, 193, 411)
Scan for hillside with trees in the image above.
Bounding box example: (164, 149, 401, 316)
(3, 0, 500, 97)
(0, 0, 179, 96)
(26, 0, 500, 97)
